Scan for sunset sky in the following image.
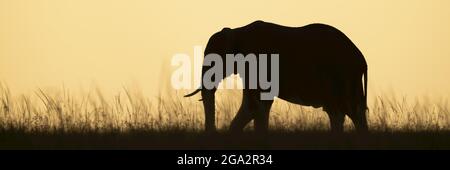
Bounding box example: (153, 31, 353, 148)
(1, 0, 450, 99)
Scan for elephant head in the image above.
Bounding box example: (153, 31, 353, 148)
(185, 28, 235, 132)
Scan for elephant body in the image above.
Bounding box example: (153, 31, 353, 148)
(186, 20, 368, 133)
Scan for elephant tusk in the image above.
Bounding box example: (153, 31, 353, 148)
(184, 88, 201, 97)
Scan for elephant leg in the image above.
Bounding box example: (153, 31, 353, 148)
(326, 111, 345, 133)
(348, 108, 368, 133)
(253, 101, 273, 134)
(347, 79, 369, 133)
(229, 104, 253, 133)
(229, 93, 253, 133)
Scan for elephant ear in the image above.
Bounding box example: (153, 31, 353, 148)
(221, 27, 231, 32)
(220, 27, 236, 53)
(221, 27, 232, 40)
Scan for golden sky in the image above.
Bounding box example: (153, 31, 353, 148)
(1, 0, 450, 98)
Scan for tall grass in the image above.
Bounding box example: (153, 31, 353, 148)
(0, 83, 449, 134)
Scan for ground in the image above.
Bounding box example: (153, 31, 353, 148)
(1, 130, 449, 149)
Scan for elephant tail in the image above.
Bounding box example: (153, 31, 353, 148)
(363, 66, 368, 111)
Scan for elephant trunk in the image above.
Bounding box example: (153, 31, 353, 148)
(184, 64, 220, 132)
(201, 88, 216, 132)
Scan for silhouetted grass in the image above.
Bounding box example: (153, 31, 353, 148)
(0, 83, 449, 149)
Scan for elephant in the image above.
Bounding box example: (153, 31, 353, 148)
(185, 20, 368, 133)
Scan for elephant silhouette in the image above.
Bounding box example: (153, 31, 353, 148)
(185, 20, 368, 133)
